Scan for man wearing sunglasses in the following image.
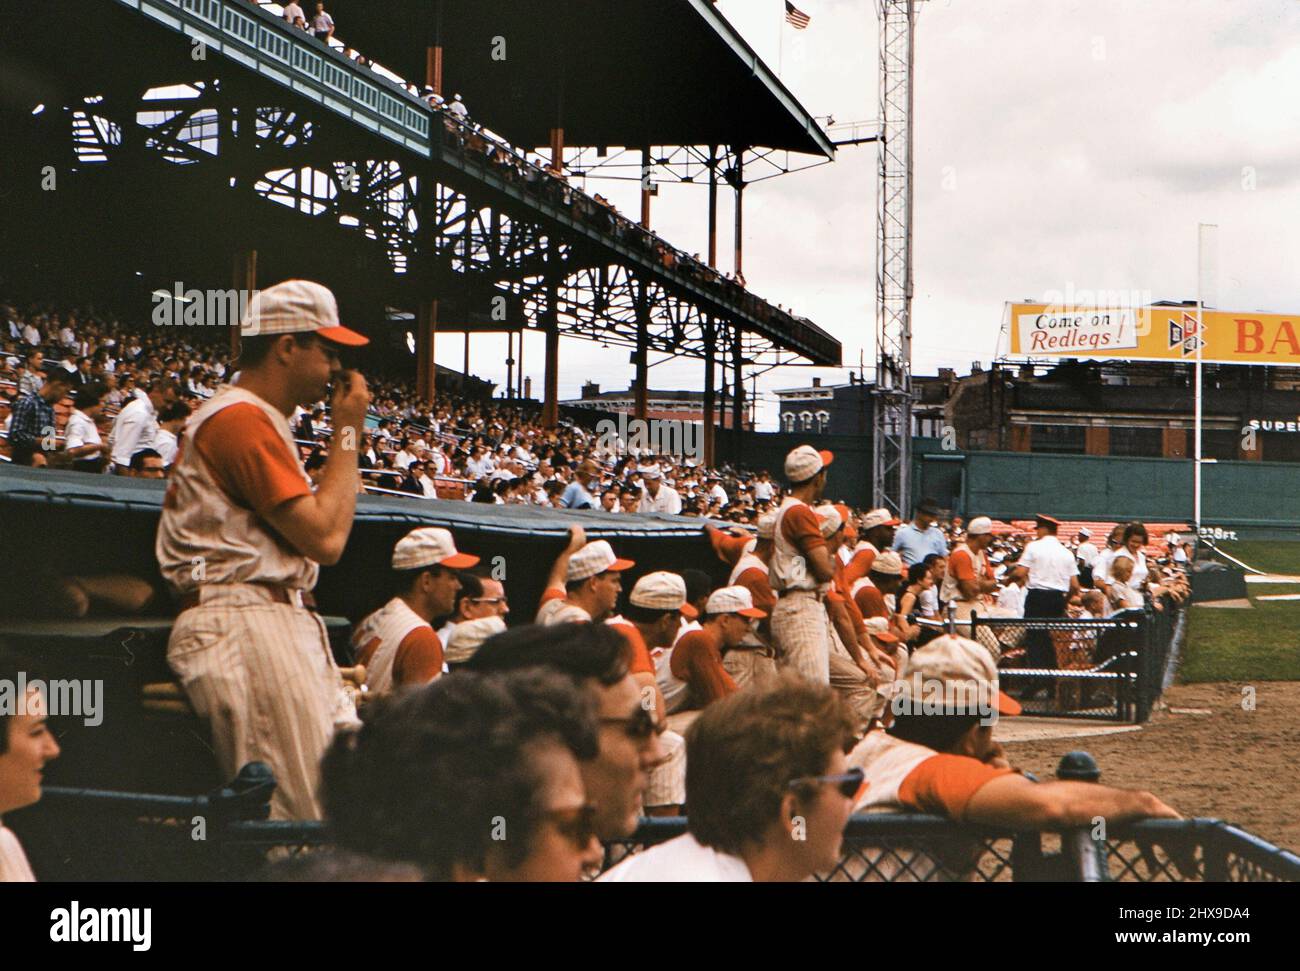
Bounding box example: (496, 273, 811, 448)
(600, 675, 859, 881)
(437, 571, 509, 646)
(466, 622, 667, 841)
(156, 280, 369, 821)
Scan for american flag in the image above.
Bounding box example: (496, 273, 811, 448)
(785, 1, 811, 29)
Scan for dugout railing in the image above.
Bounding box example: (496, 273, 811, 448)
(13, 757, 1298, 883)
(920, 600, 1184, 723)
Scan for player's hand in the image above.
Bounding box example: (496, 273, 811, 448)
(330, 370, 370, 430)
(565, 524, 586, 553)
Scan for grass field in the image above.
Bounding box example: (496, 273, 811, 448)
(1181, 541, 1300, 683)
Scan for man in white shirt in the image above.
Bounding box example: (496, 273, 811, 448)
(64, 385, 108, 473)
(1012, 514, 1080, 681)
(1074, 528, 1098, 570)
(706, 474, 729, 507)
(282, 2, 306, 26)
(599, 676, 858, 882)
(21, 321, 41, 347)
(752, 470, 774, 503)
(154, 399, 191, 470)
(109, 378, 179, 473)
(393, 440, 420, 471)
(639, 466, 682, 515)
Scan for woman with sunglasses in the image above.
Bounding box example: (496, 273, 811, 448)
(321, 668, 604, 881)
(600, 674, 860, 882)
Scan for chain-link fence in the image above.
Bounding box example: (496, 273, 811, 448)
(923, 601, 1184, 722)
(15, 757, 1297, 882)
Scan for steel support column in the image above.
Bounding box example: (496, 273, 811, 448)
(416, 298, 438, 401)
(703, 316, 716, 467)
(634, 284, 649, 420)
(506, 329, 515, 400)
(542, 273, 560, 428)
(732, 323, 745, 446)
(733, 148, 745, 281)
(707, 145, 718, 269)
(231, 248, 256, 356)
(640, 146, 652, 229)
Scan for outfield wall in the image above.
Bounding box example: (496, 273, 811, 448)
(919, 451, 1300, 534)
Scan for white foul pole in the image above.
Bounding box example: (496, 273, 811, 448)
(1195, 223, 1219, 536)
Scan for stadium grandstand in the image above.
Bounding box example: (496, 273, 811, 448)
(1, 0, 1293, 899)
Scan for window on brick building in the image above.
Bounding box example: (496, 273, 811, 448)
(1031, 423, 1086, 454)
(1109, 426, 1163, 457)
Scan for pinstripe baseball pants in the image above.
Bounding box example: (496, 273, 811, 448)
(167, 585, 353, 821)
(772, 590, 832, 684)
(644, 728, 686, 808)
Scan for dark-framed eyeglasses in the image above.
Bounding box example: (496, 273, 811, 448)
(542, 803, 600, 850)
(599, 706, 662, 741)
(787, 766, 866, 800)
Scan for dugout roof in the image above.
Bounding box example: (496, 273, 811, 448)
(326, 0, 835, 158)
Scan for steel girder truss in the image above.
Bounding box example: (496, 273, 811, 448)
(561, 144, 832, 192)
(47, 77, 813, 370)
(873, 0, 917, 516)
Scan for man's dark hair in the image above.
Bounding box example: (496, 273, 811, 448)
(685, 674, 856, 856)
(681, 569, 712, 606)
(464, 622, 629, 687)
(320, 668, 598, 879)
(160, 399, 192, 423)
(453, 572, 485, 615)
(129, 448, 163, 470)
(143, 376, 179, 395)
(236, 332, 316, 369)
(75, 384, 104, 409)
(921, 553, 946, 570)
(888, 712, 982, 753)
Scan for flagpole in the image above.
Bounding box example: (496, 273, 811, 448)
(779, 2, 785, 76)
(1194, 223, 1218, 538)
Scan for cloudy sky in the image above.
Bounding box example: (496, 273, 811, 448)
(436, 0, 1300, 428)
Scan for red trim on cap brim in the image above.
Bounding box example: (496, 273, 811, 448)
(997, 691, 1022, 716)
(679, 603, 699, 620)
(316, 325, 369, 347)
(439, 552, 480, 569)
(737, 607, 766, 618)
(819, 449, 835, 467)
(869, 630, 899, 643)
(607, 558, 636, 572)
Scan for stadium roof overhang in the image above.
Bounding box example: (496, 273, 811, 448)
(326, 0, 835, 159)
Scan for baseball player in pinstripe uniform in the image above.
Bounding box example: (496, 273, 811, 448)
(156, 280, 370, 821)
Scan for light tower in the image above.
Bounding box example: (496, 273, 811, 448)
(872, 0, 919, 515)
